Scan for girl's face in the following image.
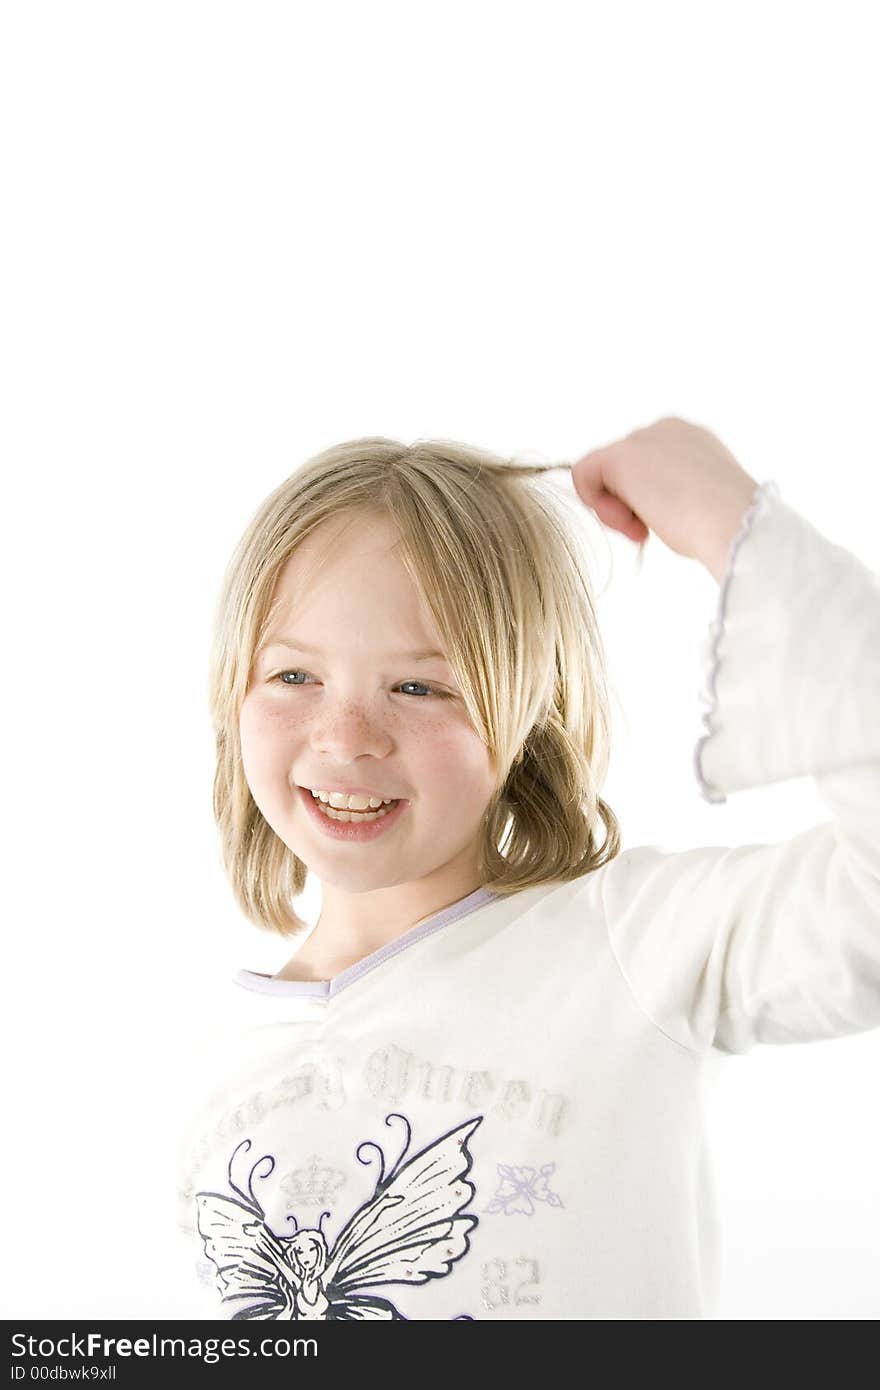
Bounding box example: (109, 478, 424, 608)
(238, 513, 498, 898)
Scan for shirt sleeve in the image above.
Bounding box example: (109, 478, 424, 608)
(599, 479, 880, 1057)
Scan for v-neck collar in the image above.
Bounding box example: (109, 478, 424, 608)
(233, 884, 499, 1001)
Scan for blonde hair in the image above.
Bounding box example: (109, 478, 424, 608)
(208, 436, 622, 937)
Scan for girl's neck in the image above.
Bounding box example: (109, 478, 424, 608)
(271, 873, 485, 981)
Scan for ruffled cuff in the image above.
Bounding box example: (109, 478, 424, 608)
(693, 480, 781, 804)
(693, 476, 880, 804)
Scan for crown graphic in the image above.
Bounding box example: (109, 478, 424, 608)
(279, 1153, 348, 1207)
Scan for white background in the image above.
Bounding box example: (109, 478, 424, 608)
(2, 0, 877, 1320)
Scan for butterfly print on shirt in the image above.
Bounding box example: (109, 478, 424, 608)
(195, 1111, 483, 1320)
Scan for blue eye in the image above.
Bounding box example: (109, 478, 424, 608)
(272, 671, 448, 699)
(274, 670, 312, 687)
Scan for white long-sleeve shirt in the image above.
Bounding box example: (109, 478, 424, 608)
(174, 480, 880, 1320)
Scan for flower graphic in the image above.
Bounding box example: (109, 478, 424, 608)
(482, 1162, 563, 1216)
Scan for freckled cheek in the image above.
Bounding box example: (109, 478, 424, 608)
(239, 697, 306, 786)
(243, 688, 304, 724)
(416, 725, 493, 803)
(239, 698, 490, 796)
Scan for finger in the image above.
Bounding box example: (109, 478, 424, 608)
(570, 451, 613, 509)
(589, 490, 649, 543)
(571, 450, 649, 541)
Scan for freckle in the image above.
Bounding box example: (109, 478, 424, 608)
(266, 705, 299, 725)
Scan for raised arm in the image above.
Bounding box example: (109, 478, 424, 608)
(572, 418, 880, 1056)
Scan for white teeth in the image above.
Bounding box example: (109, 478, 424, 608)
(308, 789, 395, 810)
(317, 802, 394, 823)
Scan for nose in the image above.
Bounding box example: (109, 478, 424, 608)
(310, 700, 395, 761)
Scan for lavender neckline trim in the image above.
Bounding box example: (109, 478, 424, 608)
(233, 884, 500, 1000)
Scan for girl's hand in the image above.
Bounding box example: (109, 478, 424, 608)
(570, 416, 761, 581)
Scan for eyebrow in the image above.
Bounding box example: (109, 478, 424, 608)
(257, 636, 449, 663)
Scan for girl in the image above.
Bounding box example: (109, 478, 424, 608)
(176, 416, 879, 1320)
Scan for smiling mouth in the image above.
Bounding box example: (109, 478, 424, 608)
(298, 783, 400, 811)
(297, 785, 404, 823)
(299, 785, 402, 809)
